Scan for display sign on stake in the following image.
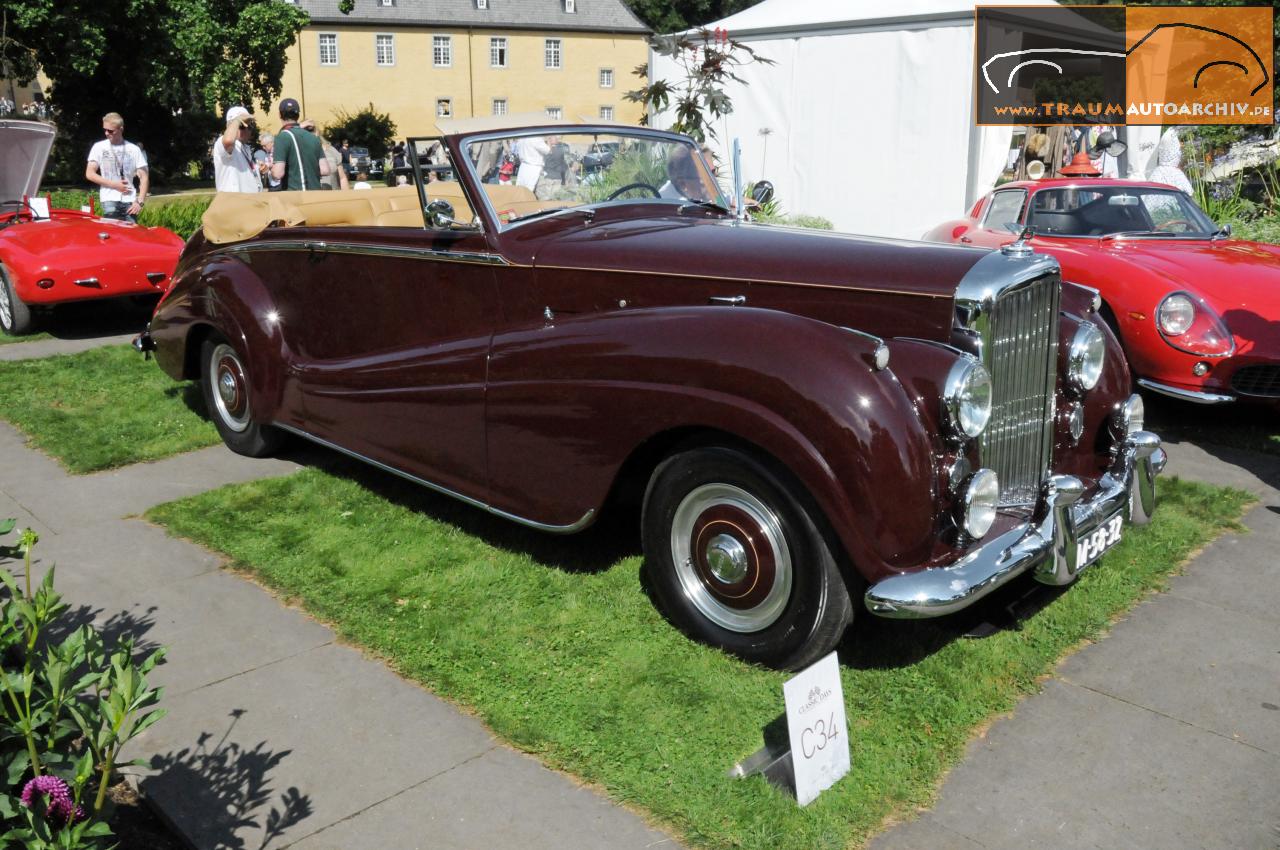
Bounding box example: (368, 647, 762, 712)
(782, 651, 849, 806)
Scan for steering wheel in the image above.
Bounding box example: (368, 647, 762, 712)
(1155, 218, 1191, 233)
(0, 199, 35, 225)
(606, 182, 661, 201)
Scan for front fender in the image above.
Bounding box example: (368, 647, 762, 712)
(485, 306, 944, 582)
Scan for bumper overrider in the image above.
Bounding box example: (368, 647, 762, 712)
(865, 431, 1166, 618)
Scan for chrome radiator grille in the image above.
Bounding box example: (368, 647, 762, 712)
(978, 275, 1060, 507)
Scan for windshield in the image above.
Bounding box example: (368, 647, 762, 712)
(1026, 186, 1216, 238)
(459, 131, 725, 229)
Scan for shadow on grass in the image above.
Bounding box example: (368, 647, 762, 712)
(163, 382, 208, 419)
(29, 297, 158, 342)
(144, 709, 313, 850)
(278, 442, 642, 575)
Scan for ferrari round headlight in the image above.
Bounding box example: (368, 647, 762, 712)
(1158, 293, 1195, 336)
(944, 358, 993, 439)
(1068, 323, 1106, 392)
(1116, 393, 1144, 435)
(959, 468, 999, 539)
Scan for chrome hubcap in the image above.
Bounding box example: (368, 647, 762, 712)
(705, 534, 748, 584)
(0, 286, 11, 329)
(209, 343, 250, 433)
(670, 483, 792, 633)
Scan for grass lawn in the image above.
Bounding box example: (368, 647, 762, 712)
(0, 345, 219, 472)
(0, 331, 54, 346)
(146, 461, 1251, 850)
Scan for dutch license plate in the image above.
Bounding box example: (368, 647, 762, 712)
(1075, 511, 1124, 572)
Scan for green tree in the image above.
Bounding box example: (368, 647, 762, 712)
(625, 28, 773, 142)
(326, 105, 397, 161)
(0, 0, 309, 181)
(622, 0, 763, 33)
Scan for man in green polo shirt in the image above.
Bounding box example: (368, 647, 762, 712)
(270, 98, 331, 191)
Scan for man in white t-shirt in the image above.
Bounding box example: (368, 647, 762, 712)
(213, 106, 263, 193)
(85, 112, 149, 222)
(514, 136, 550, 192)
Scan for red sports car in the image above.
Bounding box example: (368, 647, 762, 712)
(0, 119, 184, 336)
(925, 178, 1280, 407)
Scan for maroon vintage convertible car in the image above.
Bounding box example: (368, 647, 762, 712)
(138, 119, 1165, 669)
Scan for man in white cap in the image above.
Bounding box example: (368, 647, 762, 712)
(213, 106, 262, 192)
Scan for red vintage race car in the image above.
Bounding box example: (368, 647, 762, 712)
(0, 119, 184, 335)
(924, 178, 1280, 407)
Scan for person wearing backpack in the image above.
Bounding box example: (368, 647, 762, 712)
(270, 98, 330, 191)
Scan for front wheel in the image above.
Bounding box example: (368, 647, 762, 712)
(200, 335, 284, 457)
(642, 447, 853, 670)
(0, 263, 34, 336)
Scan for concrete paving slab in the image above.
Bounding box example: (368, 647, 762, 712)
(869, 680, 1280, 850)
(0, 333, 135, 362)
(32, 519, 225, 587)
(287, 746, 676, 850)
(1059, 592, 1280, 755)
(136, 642, 500, 849)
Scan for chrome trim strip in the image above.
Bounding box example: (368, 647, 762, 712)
(864, 430, 1163, 618)
(217, 241, 508, 266)
(73, 277, 101, 288)
(273, 423, 597, 534)
(1136, 378, 1236, 405)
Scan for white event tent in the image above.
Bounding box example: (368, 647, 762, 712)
(650, 0, 1059, 239)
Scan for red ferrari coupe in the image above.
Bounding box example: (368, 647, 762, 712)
(0, 119, 184, 335)
(925, 178, 1280, 407)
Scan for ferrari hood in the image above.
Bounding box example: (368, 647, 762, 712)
(1103, 239, 1280, 306)
(0, 120, 55, 201)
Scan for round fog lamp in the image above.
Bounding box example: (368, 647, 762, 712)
(1117, 393, 1144, 435)
(960, 469, 999, 539)
(1193, 361, 1210, 376)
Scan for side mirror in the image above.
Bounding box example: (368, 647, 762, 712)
(426, 198, 458, 228)
(1220, 222, 1232, 237)
(750, 180, 774, 205)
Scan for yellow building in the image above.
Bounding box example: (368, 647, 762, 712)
(278, 0, 650, 139)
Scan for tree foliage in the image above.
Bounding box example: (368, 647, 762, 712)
(0, 0, 309, 180)
(625, 28, 773, 142)
(326, 105, 397, 161)
(622, 0, 762, 33)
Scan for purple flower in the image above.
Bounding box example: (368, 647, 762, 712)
(19, 775, 82, 823)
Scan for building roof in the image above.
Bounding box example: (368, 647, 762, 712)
(292, 0, 650, 33)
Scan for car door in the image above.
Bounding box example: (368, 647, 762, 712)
(963, 188, 1027, 248)
(255, 225, 501, 503)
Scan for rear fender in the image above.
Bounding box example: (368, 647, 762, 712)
(150, 252, 289, 422)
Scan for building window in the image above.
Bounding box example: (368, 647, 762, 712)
(599, 106, 614, 121)
(492, 98, 507, 116)
(379, 0, 394, 6)
(546, 106, 562, 120)
(375, 34, 395, 66)
(490, 37, 507, 68)
(599, 68, 613, 88)
(564, 0, 575, 11)
(319, 33, 338, 66)
(433, 35, 452, 67)
(476, 0, 487, 8)
(544, 38, 561, 69)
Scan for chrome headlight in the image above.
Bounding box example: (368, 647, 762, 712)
(943, 358, 993, 439)
(1068, 323, 1106, 392)
(1158, 293, 1195, 335)
(1116, 393, 1144, 435)
(959, 468, 999, 538)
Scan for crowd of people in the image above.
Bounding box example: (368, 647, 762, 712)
(0, 94, 50, 120)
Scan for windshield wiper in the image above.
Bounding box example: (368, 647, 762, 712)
(1100, 230, 1179, 241)
(678, 198, 732, 215)
(508, 206, 595, 224)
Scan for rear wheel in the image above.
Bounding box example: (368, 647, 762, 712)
(642, 447, 853, 670)
(200, 334, 283, 457)
(0, 264, 34, 336)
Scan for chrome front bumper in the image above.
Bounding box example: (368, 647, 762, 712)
(1136, 378, 1234, 405)
(865, 431, 1166, 619)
